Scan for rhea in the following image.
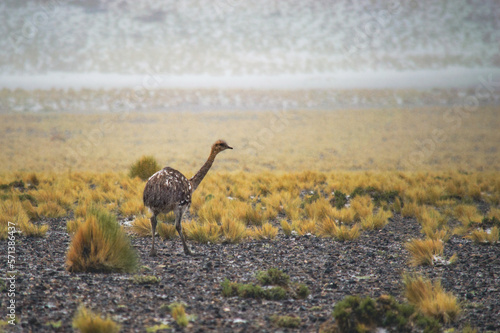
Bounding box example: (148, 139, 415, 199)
(143, 140, 233, 256)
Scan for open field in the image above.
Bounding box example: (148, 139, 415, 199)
(1, 106, 499, 331)
(0, 106, 499, 173)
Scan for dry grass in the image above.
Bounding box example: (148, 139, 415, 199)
(361, 209, 392, 230)
(466, 227, 499, 244)
(72, 305, 120, 333)
(66, 206, 137, 273)
(403, 274, 460, 323)
(183, 220, 221, 244)
(221, 217, 247, 243)
(19, 221, 49, 237)
(247, 223, 278, 240)
(405, 238, 444, 266)
(157, 223, 178, 240)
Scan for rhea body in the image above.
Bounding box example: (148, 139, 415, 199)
(143, 140, 232, 256)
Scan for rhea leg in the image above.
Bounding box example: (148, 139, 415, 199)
(150, 214, 158, 256)
(175, 206, 192, 255)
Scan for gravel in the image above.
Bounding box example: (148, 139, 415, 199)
(2, 214, 499, 332)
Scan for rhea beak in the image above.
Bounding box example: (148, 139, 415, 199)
(227, 145, 233, 149)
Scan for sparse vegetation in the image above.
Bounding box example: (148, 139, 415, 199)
(72, 305, 120, 333)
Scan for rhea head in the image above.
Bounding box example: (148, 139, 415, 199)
(212, 139, 233, 154)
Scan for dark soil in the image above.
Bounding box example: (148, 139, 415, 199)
(1, 214, 499, 332)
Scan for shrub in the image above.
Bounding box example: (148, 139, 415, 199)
(295, 283, 310, 299)
(270, 315, 301, 328)
(66, 206, 138, 273)
(132, 275, 160, 285)
(256, 268, 290, 286)
(403, 274, 460, 323)
(221, 279, 287, 301)
(405, 238, 444, 266)
(129, 156, 161, 181)
(72, 305, 120, 333)
(331, 294, 441, 333)
(330, 190, 348, 209)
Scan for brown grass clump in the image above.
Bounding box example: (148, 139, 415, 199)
(403, 274, 460, 323)
(405, 238, 444, 266)
(330, 207, 356, 224)
(66, 206, 137, 273)
(72, 305, 120, 333)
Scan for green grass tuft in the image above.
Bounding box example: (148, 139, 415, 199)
(129, 155, 161, 181)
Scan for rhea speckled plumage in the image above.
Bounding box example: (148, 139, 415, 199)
(143, 140, 232, 256)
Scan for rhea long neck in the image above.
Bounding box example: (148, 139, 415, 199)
(189, 149, 217, 192)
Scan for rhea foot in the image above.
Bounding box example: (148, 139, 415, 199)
(149, 248, 157, 257)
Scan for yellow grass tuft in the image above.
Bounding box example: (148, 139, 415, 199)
(454, 204, 482, 227)
(72, 305, 120, 333)
(401, 201, 421, 218)
(405, 238, 444, 266)
(157, 223, 178, 240)
(131, 215, 152, 237)
(280, 220, 293, 236)
(331, 207, 356, 224)
(361, 209, 392, 230)
(350, 195, 374, 220)
(183, 220, 221, 244)
(67, 218, 85, 235)
(66, 207, 137, 273)
(221, 216, 247, 243)
(403, 274, 460, 323)
(466, 226, 499, 244)
(305, 198, 333, 220)
(333, 223, 361, 241)
(293, 219, 317, 236)
(37, 201, 67, 218)
(247, 223, 278, 240)
(19, 221, 49, 237)
(169, 303, 189, 328)
(119, 197, 146, 217)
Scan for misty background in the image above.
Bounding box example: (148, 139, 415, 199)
(0, 0, 499, 110)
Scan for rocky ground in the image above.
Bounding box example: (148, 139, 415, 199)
(1, 214, 499, 332)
